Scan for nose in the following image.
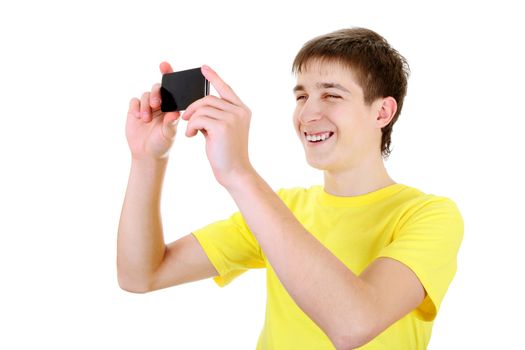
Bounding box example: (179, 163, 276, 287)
(297, 98, 323, 124)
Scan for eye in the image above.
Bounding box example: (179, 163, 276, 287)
(295, 95, 307, 101)
(326, 94, 341, 99)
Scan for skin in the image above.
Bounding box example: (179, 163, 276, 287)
(292, 60, 397, 196)
(118, 61, 425, 350)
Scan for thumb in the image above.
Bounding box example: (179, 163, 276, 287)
(162, 111, 180, 139)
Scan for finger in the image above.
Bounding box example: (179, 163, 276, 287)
(183, 95, 237, 121)
(201, 65, 242, 106)
(150, 83, 161, 110)
(128, 98, 140, 119)
(140, 92, 152, 122)
(160, 61, 174, 75)
(185, 106, 232, 125)
(185, 115, 221, 138)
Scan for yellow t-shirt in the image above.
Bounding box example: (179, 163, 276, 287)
(192, 184, 463, 349)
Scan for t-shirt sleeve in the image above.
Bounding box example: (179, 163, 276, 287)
(377, 196, 464, 321)
(191, 211, 266, 287)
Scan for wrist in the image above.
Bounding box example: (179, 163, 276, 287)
(223, 165, 260, 194)
(131, 155, 169, 169)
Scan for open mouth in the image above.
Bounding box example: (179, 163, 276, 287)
(304, 131, 334, 143)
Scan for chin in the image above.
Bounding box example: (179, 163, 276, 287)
(305, 156, 333, 171)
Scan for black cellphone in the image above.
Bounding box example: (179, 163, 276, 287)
(160, 67, 210, 112)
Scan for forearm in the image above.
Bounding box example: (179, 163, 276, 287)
(117, 157, 169, 292)
(226, 170, 376, 346)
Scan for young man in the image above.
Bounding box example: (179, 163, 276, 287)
(118, 28, 463, 349)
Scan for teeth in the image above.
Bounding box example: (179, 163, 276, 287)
(306, 132, 332, 142)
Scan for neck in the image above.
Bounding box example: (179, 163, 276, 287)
(323, 155, 395, 197)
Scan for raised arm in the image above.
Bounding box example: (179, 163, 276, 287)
(117, 62, 218, 293)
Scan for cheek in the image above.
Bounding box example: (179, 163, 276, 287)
(292, 111, 301, 133)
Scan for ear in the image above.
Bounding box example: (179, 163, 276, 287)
(375, 97, 397, 128)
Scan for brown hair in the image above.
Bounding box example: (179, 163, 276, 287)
(292, 28, 410, 158)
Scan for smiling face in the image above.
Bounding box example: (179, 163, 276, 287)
(293, 60, 387, 172)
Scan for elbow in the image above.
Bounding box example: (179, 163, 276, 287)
(333, 332, 370, 350)
(118, 280, 150, 294)
(117, 269, 154, 294)
(331, 318, 378, 350)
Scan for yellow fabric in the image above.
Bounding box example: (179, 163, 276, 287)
(192, 184, 463, 349)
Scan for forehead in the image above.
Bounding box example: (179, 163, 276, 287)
(295, 59, 360, 89)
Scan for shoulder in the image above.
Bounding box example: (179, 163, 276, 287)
(392, 185, 464, 243)
(396, 186, 463, 223)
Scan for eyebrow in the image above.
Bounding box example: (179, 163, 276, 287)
(293, 82, 351, 94)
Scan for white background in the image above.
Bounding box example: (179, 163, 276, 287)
(1, 0, 523, 349)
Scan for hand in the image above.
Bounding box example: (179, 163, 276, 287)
(125, 62, 181, 160)
(182, 65, 254, 188)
